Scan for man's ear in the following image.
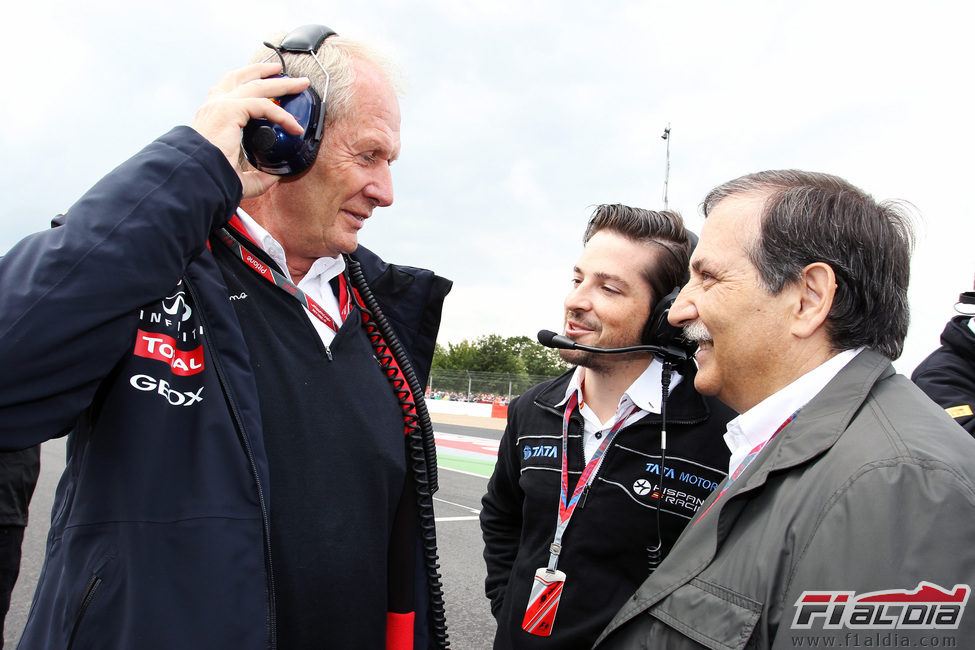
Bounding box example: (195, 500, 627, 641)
(792, 262, 836, 339)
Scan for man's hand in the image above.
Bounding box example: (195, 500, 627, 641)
(191, 62, 311, 198)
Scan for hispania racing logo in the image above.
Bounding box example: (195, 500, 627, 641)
(792, 582, 969, 630)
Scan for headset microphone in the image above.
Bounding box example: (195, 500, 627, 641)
(536, 324, 688, 574)
(536, 329, 691, 362)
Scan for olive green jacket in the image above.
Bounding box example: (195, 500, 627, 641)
(596, 350, 975, 649)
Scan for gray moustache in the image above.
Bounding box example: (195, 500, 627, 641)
(682, 321, 712, 343)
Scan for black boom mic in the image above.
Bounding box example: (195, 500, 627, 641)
(536, 330, 690, 362)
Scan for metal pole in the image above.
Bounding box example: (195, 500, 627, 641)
(661, 124, 671, 210)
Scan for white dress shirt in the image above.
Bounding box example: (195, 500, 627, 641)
(722, 348, 863, 475)
(559, 359, 684, 462)
(236, 208, 347, 346)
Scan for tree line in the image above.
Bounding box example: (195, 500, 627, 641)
(433, 334, 569, 376)
(430, 335, 570, 400)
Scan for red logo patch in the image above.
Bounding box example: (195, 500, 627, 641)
(134, 330, 205, 376)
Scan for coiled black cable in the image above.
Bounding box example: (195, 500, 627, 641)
(347, 255, 449, 648)
(647, 360, 674, 573)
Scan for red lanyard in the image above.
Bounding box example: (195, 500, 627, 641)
(217, 224, 419, 438)
(547, 392, 637, 571)
(216, 227, 351, 334)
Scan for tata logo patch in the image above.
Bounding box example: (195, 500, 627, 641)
(523, 445, 558, 460)
(792, 582, 969, 630)
(134, 330, 204, 376)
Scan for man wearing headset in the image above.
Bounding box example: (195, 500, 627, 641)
(479, 204, 733, 649)
(595, 171, 975, 649)
(0, 26, 450, 649)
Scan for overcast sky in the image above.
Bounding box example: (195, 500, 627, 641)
(2, 0, 972, 374)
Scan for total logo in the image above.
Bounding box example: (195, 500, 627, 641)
(792, 582, 969, 631)
(129, 374, 204, 407)
(133, 330, 204, 376)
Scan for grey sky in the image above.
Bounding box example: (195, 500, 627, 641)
(2, 0, 971, 374)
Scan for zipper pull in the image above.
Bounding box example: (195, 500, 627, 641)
(579, 484, 592, 509)
(325, 346, 333, 361)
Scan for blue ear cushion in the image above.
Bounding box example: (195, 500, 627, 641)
(242, 82, 324, 176)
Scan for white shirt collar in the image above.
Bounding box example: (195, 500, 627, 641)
(235, 208, 347, 346)
(559, 358, 683, 415)
(723, 347, 863, 474)
(235, 208, 346, 285)
(558, 359, 684, 462)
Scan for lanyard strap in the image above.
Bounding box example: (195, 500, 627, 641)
(547, 393, 638, 571)
(694, 408, 800, 526)
(215, 227, 351, 334)
(727, 408, 799, 485)
(217, 225, 419, 441)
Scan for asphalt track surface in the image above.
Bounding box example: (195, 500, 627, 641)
(3, 414, 507, 649)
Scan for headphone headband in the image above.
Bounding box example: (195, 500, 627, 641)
(278, 24, 337, 53)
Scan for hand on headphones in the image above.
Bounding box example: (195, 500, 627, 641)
(191, 62, 311, 198)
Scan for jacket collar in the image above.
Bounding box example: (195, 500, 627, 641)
(739, 349, 892, 488)
(941, 315, 975, 364)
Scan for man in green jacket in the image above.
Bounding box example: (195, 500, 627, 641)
(596, 170, 975, 649)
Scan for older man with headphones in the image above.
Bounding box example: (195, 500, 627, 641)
(0, 25, 450, 649)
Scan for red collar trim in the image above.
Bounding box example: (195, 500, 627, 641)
(225, 213, 260, 246)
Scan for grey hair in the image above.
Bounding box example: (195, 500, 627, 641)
(251, 33, 402, 128)
(703, 170, 914, 359)
(237, 31, 402, 169)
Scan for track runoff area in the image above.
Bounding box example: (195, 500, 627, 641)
(429, 411, 503, 521)
(427, 410, 505, 648)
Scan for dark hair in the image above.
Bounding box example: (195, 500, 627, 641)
(703, 170, 914, 359)
(583, 204, 690, 307)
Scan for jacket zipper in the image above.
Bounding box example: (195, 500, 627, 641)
(67, 575, 101, 650)
(186, 276, 278, 649)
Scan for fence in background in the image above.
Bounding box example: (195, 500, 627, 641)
(427, 368, 562, 403)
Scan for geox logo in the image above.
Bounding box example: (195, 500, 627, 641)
(129, 375, 204, 407)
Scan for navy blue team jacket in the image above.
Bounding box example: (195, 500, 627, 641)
(0, 127, 450, 649)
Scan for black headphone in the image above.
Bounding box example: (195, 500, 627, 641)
(641, 230, 699, 357)
(241, 24, 337, 176)
(642, 286, 694, 356)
